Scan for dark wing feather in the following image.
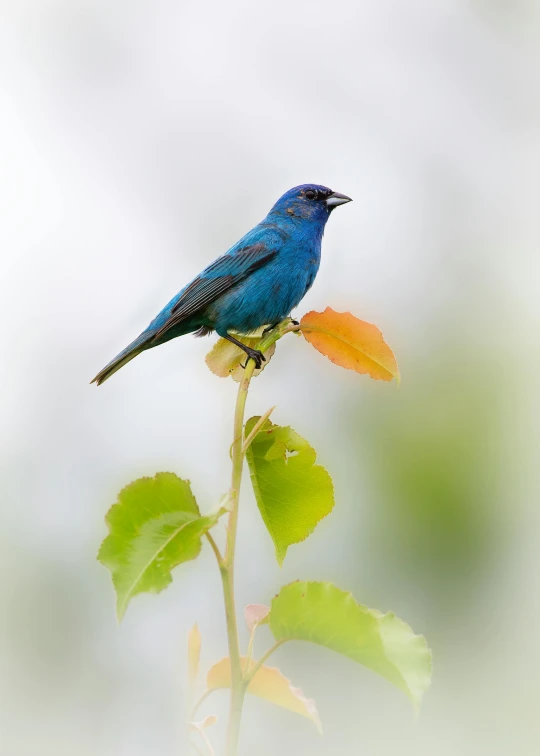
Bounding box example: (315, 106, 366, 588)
(151, 243, 276, 342)
(170, 275, 234, 319)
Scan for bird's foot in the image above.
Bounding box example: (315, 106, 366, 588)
(241, 348, 266, 370)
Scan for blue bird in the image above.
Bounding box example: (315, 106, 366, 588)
(91, 184, 351, 385)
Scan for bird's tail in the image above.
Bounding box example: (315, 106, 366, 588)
(91, 334, 151, 386)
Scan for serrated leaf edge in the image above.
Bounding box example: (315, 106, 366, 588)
(269, 580, 432, 709)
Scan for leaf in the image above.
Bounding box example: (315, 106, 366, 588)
(244, 418, 334, 565)
(207, 657, 321, 732)
(269, 581, 432, 709)
(189, 715, 217, 730)
(206, 333, 275, 381)
(245, 604, 270, 633)
(300, 308, 400, 382)
(188, 624, 202, 688)
(98, 473, 221, 619)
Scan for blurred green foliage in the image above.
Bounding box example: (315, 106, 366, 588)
(360, 345, 512, 621)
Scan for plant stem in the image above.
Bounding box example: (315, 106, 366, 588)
(221, 357, 255, 756)
(244, 639, 287, 685)
(205, 532, 223, 564)
(241, 405, 275, 453)
(214, 320, 295, 756)
(192, 688, 215, 718)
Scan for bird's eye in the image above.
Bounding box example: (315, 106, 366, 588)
(304, 190, 317, 200)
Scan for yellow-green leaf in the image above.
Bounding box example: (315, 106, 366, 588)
(98, 473, 221, 618)
(206, 657, 321, 732)
(300, 308, 400, 382)
(269, 581, 431, 710)
(245, 418, 334, 565)
(205, 334, 275, 381)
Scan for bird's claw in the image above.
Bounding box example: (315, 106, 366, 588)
(241, 348, 266, 370)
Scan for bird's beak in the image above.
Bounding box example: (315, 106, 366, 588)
(325, 191, 352, 208)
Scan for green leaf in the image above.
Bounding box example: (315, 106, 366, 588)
(269, 581, 432, 709)
(244, 418, 334, 565)
(98, 473, 220, 619)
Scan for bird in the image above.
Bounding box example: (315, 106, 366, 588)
(91, 184, 352, 385)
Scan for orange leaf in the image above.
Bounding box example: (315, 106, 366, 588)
(187, 624, 202, 688)
(300, 307, 399, 382)
(207, 657, 321, 732)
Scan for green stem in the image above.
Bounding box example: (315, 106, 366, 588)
(244, 639, 287, 685)
(241, 405, 275, 453)
(214, 319, 296, 756)
(221, 358, 255, 756)
(245, 628, 256, 669)
(205, 531, 223, 564)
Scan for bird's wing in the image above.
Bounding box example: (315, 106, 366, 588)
(151, 240, 278, 341)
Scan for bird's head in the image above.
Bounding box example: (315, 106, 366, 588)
(267, 184, 352, 226)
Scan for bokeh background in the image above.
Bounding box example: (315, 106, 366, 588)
(1, 1, 538, 754)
